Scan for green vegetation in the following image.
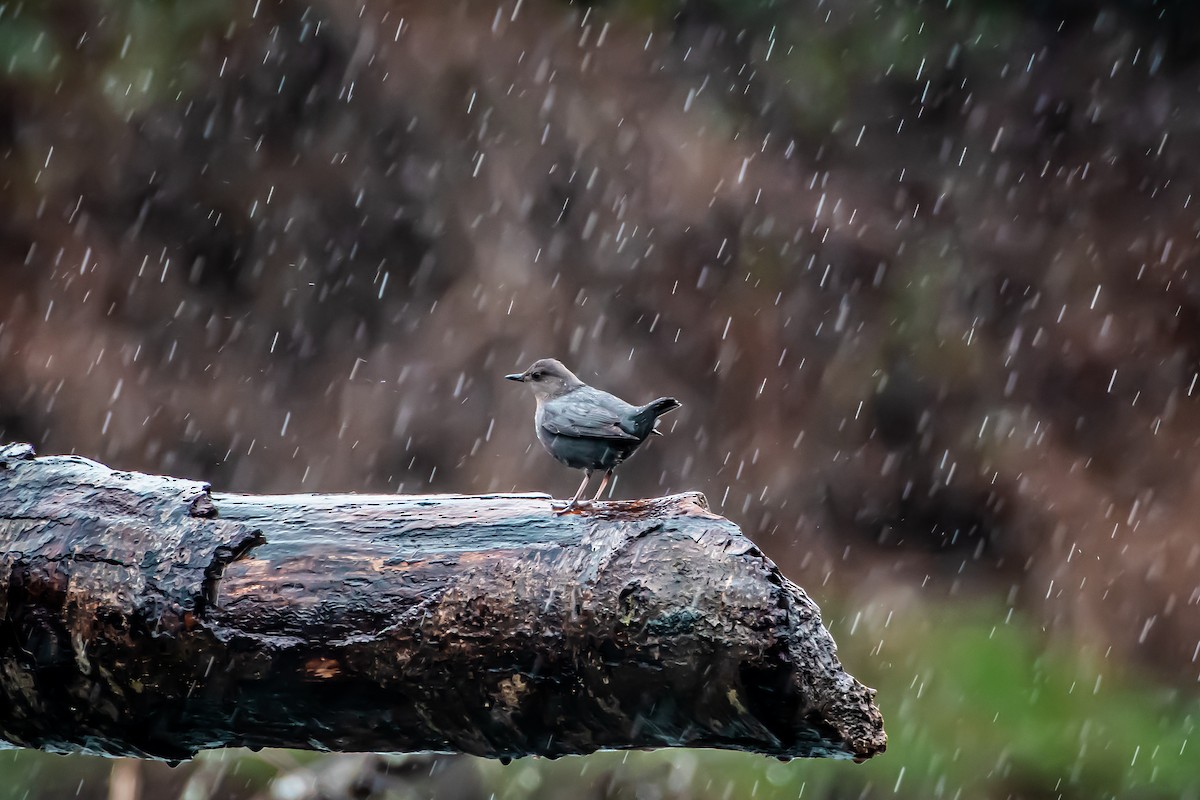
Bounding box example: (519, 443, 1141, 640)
(0, 0, 231, 110)
(0, 15, 61, 80)
(837, 601, 1200, 799)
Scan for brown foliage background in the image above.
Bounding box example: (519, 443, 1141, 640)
(2, 0, 1199, 701)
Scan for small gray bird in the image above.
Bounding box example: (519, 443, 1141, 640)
(505, 358, 681, 514)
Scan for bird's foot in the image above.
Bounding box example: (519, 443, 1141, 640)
(552, 499, 593, 516)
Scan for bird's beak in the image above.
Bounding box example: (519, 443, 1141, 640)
(504, 372, 526, 382)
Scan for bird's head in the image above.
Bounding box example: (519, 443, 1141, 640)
(505, 358, 583, 401)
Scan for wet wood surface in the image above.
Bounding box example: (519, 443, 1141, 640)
(0, 443, 886, 762)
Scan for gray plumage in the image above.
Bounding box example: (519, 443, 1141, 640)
(505, 358, 681, 513)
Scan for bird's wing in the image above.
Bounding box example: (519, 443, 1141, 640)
(540, 390, 640, 441)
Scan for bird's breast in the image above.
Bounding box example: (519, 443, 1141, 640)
(533, 403, 555, 449)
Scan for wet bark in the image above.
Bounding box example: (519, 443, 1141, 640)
(0, 443, 886, 762)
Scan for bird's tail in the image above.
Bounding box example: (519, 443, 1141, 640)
(636, 397, 681, 435)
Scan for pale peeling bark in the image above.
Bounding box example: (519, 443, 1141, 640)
(0, 443, 886, 762)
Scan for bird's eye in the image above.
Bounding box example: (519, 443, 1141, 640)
(530, 371, 543, 380)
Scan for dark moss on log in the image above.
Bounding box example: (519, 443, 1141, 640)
(0, 443, 885, 762)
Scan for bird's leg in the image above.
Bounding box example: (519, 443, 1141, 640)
(555, 470, 592, 515)
(570, 470, 593, 505)
(591, 469, 614, 503)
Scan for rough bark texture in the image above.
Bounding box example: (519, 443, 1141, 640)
(0, 443, 886, 762)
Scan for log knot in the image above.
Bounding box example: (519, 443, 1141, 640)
(188, 490, 219, 518)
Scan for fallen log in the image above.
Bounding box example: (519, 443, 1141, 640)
(0, 443, 886, 762)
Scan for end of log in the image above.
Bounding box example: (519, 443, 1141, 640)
(0, 446, 886, 763)
(582, 492, 887, 762)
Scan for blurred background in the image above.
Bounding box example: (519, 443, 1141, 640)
(2, 0, 1199, 797)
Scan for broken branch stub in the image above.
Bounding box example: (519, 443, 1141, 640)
(0, 444, 886, 762)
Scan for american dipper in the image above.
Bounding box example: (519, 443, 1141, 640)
(505, 358, 681, 514)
